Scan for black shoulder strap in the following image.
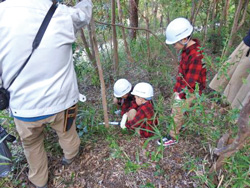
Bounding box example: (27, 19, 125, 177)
(7, 2, 58, 90)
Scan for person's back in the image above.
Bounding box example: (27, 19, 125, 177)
(0, 0, 92, 117)
(0, 1, 92, 187)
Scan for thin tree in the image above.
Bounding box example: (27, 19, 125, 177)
(117, 0, 134, 63)
(111, 0, 119, 76)
(223, 0, 249, 57)
(202, 0, 214, 47)
(129, 0, 139, 39)
(90, 18, 109, 128)
(190, 0, 203, 25)
(80, 29, 98, 75)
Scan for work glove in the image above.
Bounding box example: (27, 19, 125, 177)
(120, 114, 128, 129)
(174, 92, 181, 100)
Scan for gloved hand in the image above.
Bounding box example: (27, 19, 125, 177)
(120, 114, 128, 129)
(174, 92, 181, 100)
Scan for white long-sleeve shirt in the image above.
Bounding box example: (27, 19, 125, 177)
(0, 0, 92, 117)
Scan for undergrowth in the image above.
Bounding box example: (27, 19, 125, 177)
(0, 32, 249, 188)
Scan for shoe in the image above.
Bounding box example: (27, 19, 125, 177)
(157, 136, 177, 147)
(61, 156, 76, 165)
(157, 137, 168, 145)
(61, 147, 82, 165)
(162, 139, 178, 147)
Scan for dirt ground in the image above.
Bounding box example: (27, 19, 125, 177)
(50, 132, 205, 188)
(2, 59, 211, 188)
(5, 128, 206, 188)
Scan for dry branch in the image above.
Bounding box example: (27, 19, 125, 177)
(210, 98, 250, 173)
(94, 20, 177, 64)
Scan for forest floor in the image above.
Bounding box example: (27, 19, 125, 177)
(3, 84, 212, 188)
(2, 50, 217, 188)
(7, 128, 207, 188)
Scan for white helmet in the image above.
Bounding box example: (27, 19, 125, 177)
(165, 17, 193, 44)
(114, 79, 132, 98)
(131, 82, 154, 99)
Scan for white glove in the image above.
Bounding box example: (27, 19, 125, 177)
(120, 114, 128, 129)
(174, 92, 181, 100)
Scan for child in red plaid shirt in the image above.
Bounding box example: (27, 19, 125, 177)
(120, 82, 158, 138)
(113, 79, 138, 116)
(159, 17, 206, 146)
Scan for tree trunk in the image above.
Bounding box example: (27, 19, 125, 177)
(90, 18, 109, 128)
(80, 29, 98, 75)
(144, 2, 151, 62)
(129, 0, 139, 39)
(152, 0, 158, 30)
(202, 0, 214, 47)
(223, 0, 248, 57)
(87, 25, 95, 59)
(117, 0, 134, 63)
(111, 0, 119, 76)
(190, 0, 203, 25)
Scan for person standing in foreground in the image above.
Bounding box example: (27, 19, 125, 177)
(159, 17, 206, 147)
(0, 0, 92, 187)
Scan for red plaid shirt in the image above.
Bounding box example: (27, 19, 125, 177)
(125, 101, 158, 138)
(117, 93, 138, 116)
(174, 39, 206, 99)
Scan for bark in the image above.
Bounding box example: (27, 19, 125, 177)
(129, 0, 139, 39)
(153, 1, 158, 30)
(87, 25, 95, 58)
(90, 18, 109, 128)
(144, 2, 151, 62)
(80, 29, 98, 75)
(211, 0, 219, 53)
(111, 0, 119, 76)
(190, 0, 203, 25)
(223, 0, 248, 57)
(202, 0, 214, 47)
(117, 0, 134, 63)
(221, 0, 230, 26)
(210, 99, 250, 173)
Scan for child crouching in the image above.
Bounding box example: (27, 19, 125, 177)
(120, 82, 158, 138)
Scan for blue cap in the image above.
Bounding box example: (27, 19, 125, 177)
(243, 30, 250, 47)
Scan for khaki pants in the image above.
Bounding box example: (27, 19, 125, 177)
(14, 110, 80, 187)
(170, 95, 196, 139)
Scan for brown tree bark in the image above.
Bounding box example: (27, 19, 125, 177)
(190, 0, 203, 25)
(117, 0, 134, 63)
(202, 0, 214, 47)
(223, 0, 249, 57)
(80, 29, 98, 75)
(111, 0, 119, 76)
(90, 18, 109, 128)
(210, 98, 250, 173)
(129, 0, 139, 39)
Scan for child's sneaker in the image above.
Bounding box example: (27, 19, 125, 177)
(157, 136, 177, 147)
(162, 138, 178, 146)
(157, 137, 168, 145)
